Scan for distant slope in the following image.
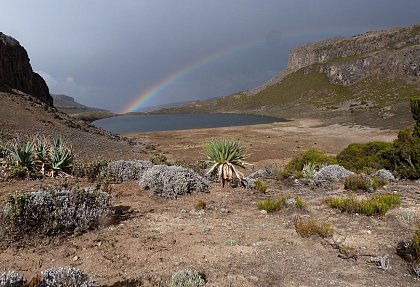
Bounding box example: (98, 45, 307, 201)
(52, 94, 115, 122)
(159, 24, 420, 129)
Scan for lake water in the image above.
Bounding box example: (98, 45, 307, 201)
(93, 113, 285, 134)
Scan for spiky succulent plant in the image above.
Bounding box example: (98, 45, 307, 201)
(203, 138, 249, 187)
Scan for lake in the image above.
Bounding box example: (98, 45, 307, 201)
(93, 113, 285, 134)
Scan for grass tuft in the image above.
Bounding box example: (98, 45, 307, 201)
(294, 216, 334, 238)
(325, 193, 400, 216)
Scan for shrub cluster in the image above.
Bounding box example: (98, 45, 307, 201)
(325, 193, 400, 216)
(293, 217, 334, 238)
(337, 141, 392, 173)
(0, 267, 95, 287)
(101, 160, 153, 183)
(1, 186, 113, 236)
(257, 196, 304, 212)
(344, 174, 372, 191)
(314, 164, 353, 182)
(254, 179, 267, 193)
(0, 271, 25, 287)
(139, 165, 209, 198)
(282, 149, 336, 178)
(1, 136, 73, 178)
(73, 160, 109, 182)
(170, 268, 205, 287)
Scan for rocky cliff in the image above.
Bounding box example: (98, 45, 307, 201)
(0, 32, 52, 106)
(263, 25, 419, 90)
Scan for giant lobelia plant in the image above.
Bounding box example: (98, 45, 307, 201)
(204, 138, 250, 187)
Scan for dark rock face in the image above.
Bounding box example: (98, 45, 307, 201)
(288, 25, 420, 85)
(0, 32, 52, 106)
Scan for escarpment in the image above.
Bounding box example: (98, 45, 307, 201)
(0, 32, 52, 106)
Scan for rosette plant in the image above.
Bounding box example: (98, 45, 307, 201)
(204, 138, 249, 187)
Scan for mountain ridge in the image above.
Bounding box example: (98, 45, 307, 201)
(156, 24, 420, 129)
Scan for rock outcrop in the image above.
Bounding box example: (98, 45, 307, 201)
(248, 25, 419, 94)
(0, 32, 52, 106)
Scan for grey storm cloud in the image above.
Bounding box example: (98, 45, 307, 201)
(1, 0, 419, 112)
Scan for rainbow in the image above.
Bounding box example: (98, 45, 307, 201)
(120, 39, 265, 113)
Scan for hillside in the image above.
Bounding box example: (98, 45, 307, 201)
(158, 24, 420, 130)
(52, 94, 115, 122)
(0, 89, 152, 161)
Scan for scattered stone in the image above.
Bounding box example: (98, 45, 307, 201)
(72, 256, 79, 261)
(260, 210, 268, 215)
(369, 256, 391, 269)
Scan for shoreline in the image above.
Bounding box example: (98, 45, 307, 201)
(124, 118, 398, 167)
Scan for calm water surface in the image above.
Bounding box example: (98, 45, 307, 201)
(93, 113, 285, 134)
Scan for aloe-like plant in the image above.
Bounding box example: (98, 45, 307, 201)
(48, 144, 73, 177)
(302, 162, 317, 178)
(6, 139, 35, 170)
(204, 139, 249, 187)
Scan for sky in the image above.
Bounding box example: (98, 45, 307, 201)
(1, 1, 419, 113)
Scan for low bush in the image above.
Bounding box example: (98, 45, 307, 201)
(283, 149, 336, 178)
(101, 160, 153, 183)
(337, 141, 393, 173)
(1, 186, 113, 236)
(73, 160, 109, 182)
(294, 217, 334, 238)
(314, 164, 353, 182)
(170, 268, 205, 287)
(257, 196, 305, 212)
(0, 267, 96, 287)
(257, 197, 287, 213)
(412, 225, 420, 262)
(344, 174, 371, 191)
(0, 271, 26, 287)
(194, 198, 206, 210)
(41, 267, 96, 287)
(325, 193, 400, 216)
(254, 179, 267, 193)
(139, 165, 209, 198)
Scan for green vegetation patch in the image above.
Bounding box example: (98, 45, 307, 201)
(337, 141, 393, 173)
(257, 196, 304, 212)
(294, 216, 334, 238)
(326, 193, 401, 216)
(283, 149, 336, 178)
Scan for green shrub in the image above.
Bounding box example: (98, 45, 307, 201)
(295, 196, 305, 208)
(257, 197, 287, 213)
(410, 95, 420, 137)
(194, 198, 206, 210)
(411, 224, 420, 261)
(371, 177, 388, 190)
(326, 193, 401, 216)
(283, 149, 336, 177)
(294, 217, 334, 238)
(384, 129, 420, 179)
(255, 179, 267, 193)
(344, 174, 371, 191)
(337, 141, 393, 173)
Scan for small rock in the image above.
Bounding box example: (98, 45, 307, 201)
(285, 198, 296, 207)
(180, 209, 187, 213)
(72, 256, 79, 261)
(260, 210, 268, 215)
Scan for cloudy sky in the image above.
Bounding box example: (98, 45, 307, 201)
(1, 1, 419, 112)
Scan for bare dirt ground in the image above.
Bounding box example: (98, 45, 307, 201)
(1, 118, 420, 286)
